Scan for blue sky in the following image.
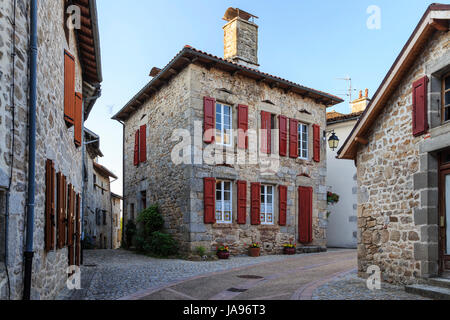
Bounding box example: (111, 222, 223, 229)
(87, 0, 438, 195)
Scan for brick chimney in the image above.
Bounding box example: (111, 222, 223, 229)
(350, 88, 371, 113)
(223, 8, 259, 69)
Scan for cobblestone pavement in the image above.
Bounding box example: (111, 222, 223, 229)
(311, 271, 430, 300)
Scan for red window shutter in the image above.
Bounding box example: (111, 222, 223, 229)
(313, 124, 321, 163)
(204, 178, 216, 224)
(57, 173, 67, 249)
(67, 185, 74, 248)
(261, 111, 271, 154)
(45, 160, 56, 252)
(251, 183, 261, 225)
(238, 105, 249, 149)
(412, 76, 429, 136)
(140, 125, 147, 163)
(75, 194, 81, 266)
(134, 130, 140, 166)
(298, 186, 313, 244)
(74, 92, 83, 147)
(237, 181, 247, 224)
(279, 116, 288, 157)
(279, 185, 287, 226)
(289, 119, 299, 158)
(204, 97, 216, 143)
(64, 50, 76, 127)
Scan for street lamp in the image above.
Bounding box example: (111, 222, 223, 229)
(328, 131, 340, 151)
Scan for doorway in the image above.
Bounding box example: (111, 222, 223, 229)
(439, 150, 450, 275)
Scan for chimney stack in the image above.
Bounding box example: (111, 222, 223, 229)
(350, 88, 371, 113)
(223, 8, 259, 69)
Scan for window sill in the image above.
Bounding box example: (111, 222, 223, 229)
(257, 225, 280, 231)
(212, 223, 234, 229)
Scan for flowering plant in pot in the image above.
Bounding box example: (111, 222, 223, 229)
(248, 243, 261, 257)
(283, 242, 296, 255)
(216, 245, 230, 259)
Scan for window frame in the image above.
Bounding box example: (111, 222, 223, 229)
(215, 180, 233, 224)
(298, 122, 309, 160)
(260, 185, 275, 225)
(215, 103, 233, 147)
(442, 72, 450, 124)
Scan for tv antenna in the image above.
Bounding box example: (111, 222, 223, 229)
(336, 76, 357, 108)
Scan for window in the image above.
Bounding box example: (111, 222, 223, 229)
(93, 174, 96, 189)
(130, 203, 135, 221)
(215, 181, 232, 224)
(298, 123, 309, 159)
(260, 185, 274, 225)
(216, 103, 232, 146)
(443, 73, 450, 122)
(141, 191, 147, 211)
(103, 210, 107, 225)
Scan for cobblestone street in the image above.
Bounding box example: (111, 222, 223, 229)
(57, 249, 427, 300)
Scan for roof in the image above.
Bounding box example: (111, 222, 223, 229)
(73, 0, 103, 119)
(84, 127, 103, 158)
(111, 193, 123, 200)
(338, 3, 450, 160)
(327, 111, 363, 125)
(112, 46, 344, 121)
(93, 162, 118, 180)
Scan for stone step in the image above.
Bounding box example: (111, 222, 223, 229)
(405, 284, 450, 300)
(426, 277, 450, 290)
(297, 246, 327, 254)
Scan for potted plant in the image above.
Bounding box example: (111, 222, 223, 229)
(327, 192, 340, 205)
(249, 243, 261, 257)
(216, 245, 230, 259)
(283, 242, 296, 255)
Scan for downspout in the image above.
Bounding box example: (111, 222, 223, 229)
(117, 120, 125, 247)
(23, 0, 38, 301)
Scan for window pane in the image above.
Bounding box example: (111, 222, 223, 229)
(224, 105, 230, 116)
(445, 76, 450, 90)
(445, 107, 449, 122)
(445, 91, 450, 106)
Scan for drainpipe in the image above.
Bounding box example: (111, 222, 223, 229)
(23, 0, 38, 301)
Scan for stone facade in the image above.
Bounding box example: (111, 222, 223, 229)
(0, 0, 101, 299)
(111, 194, 122, 249)
(355, 28, 450, 284)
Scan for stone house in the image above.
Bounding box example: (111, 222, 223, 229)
(113, 8, 342, 255)
(111, 193, 123, 249)
(326, 90, 370, 249)
(83, 128, 119, 250)
(338, 4, 450, 286)
(0, 0, 102, 300)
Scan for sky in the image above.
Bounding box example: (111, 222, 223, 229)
(86, 0, 439, 196)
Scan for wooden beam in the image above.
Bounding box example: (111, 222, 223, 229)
(430, 19, 448, 32)
(355, 137, 369, 145)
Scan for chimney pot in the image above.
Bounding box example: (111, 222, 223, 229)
(365, 88, 369, 98)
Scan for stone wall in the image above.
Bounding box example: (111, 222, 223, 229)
(223, 17, 259, 68)
(0, 0, 87, 299)
(111, 196, 122, 249)
(356, 29, 449, 284)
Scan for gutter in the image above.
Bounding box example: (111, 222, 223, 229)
(23, 0, 38, 300)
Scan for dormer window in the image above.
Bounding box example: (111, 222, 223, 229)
(443, 73, 450, 123)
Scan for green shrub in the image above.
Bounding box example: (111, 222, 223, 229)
(195, 246, 206, 257)
(149, 231, 178, 257)
(137, 204, 164, 237)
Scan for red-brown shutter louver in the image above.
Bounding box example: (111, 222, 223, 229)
(279, 116, 288, 157)
(313, 124, 321, 163)
(251, 183, 261, 225)
(64, 50, 76, 127)
(74, 92, 83, 147)
(75, 194, 81, 266)
(279, 185, 287, 226)
(140, 125, 147, 163)
(298, 186, 313, 244)
(134, 130, 140, 166)
(204, 178, 216, 224)
(238, 105, 249, 149)
(237, 181, 247, 224)
(261, 111, 271, 154)
(289, 119, 299, 158)
(204, 97, 216, 143)
(412, 76, 429, 137)
(45, 160, 56, 252)
(57, 173, 67, 249)
(67, 185, 75, 266)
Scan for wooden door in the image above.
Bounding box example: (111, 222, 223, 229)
(298, 186, 313, 244)
(439, 150, 450, 274)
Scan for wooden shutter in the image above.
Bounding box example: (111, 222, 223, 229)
(298, 186, 313, 244)
(289, 119, 299, 158)
(134, 130, 140, 166)
(67, 185, 74, 247)
(45, 160, 56, 252)
(74, 92, 83, 147)
(279, 116, 288, 157)
(64, 50, 76, 127)
(238, 105, 249, 149)
(75, 194, 81, 266)
(204, 178, 216, 224)
(261, 111, 271, 154)
(251, 183, 261, 225)
(237, 181, 247, 224)
(57, 173, 67, 249)
(412, 76, 429, 136)
(279, 185, 287, 226)
(204, 97, 216, 143)
(313, 124, 321, 163)
(139, 125, 147, 163)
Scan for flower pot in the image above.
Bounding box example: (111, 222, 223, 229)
(217, 251, 230, 260)
(284, 247, 296, 255)
(249, 247, 261, 257)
